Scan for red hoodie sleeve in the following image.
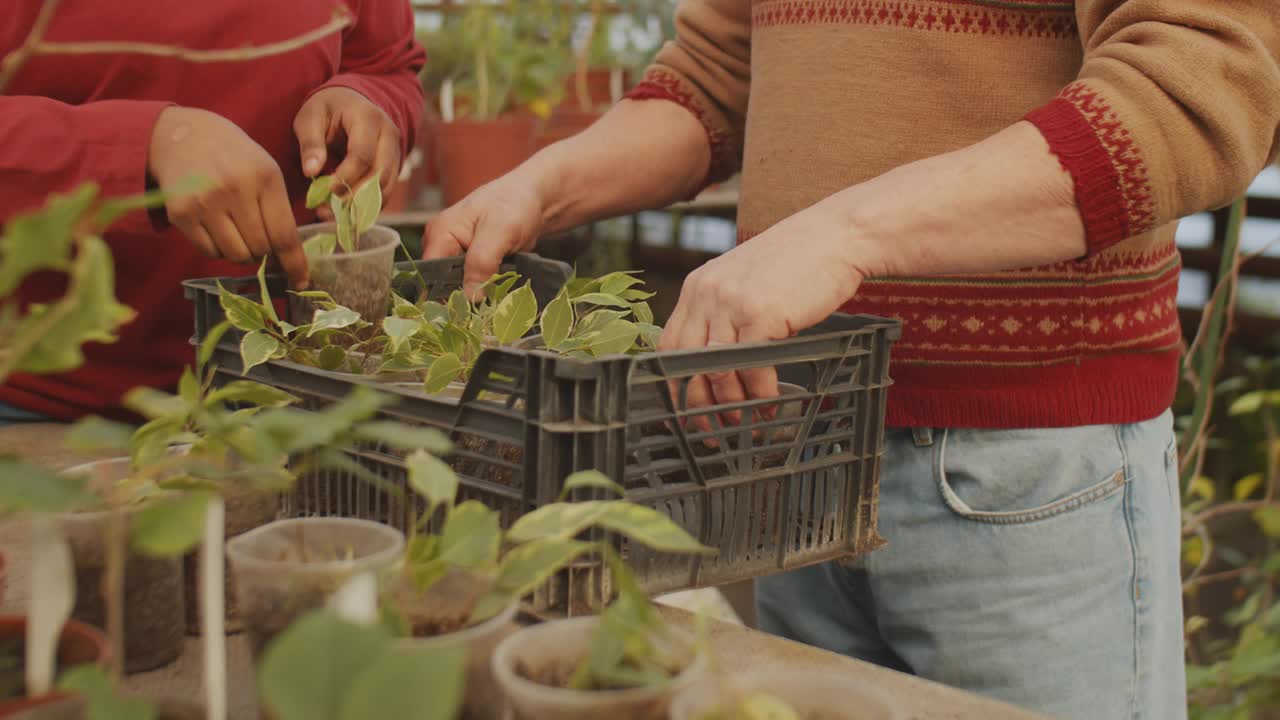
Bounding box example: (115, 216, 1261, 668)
(0, 97, 171, 216)
(310, 0, 427, 159)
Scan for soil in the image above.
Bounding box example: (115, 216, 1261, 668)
(0, 633, 25, 701)
(289, 232, 393, 326)
(182, 491, 279, 635)
(448, 436, 524, 489)
(70, 553, 183, 674)
(239, 581, 333, 659)
(516, 659, 677, 692)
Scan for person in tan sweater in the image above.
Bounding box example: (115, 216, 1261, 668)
(424, 1, 1280, 716)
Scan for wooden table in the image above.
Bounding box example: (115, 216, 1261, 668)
(0, 423, 1046, 720)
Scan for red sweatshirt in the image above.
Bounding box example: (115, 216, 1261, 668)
(0, 0, 425, 421)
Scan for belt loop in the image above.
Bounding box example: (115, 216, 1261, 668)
(912, 427, 934, 447)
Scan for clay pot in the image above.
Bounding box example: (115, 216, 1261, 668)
(562, 69, 629, 110)
(433, 118, 538, 207)
(0, 616, 109, 718)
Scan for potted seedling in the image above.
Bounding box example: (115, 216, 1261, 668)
(295, 174, 400, 324)
(382, 462, 713, 720)
(492, 540, 705, 720)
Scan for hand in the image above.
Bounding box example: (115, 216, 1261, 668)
(294, 87, 402, 215)
(421, 172, 547, 299)
(148, 106, 308, 288)
(659, 204, 866, 431)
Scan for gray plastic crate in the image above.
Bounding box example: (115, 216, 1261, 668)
(183, 253, 900, 612)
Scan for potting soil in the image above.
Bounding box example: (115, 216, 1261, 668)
(72, 554, 183, 674)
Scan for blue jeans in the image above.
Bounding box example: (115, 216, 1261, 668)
(756, 412, 1186, 720)
(0, 400, 52, 427)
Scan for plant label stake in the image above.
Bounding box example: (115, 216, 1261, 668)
(26, 516, 74, 696)
(610, 68, 623, 105)
(202, 497, 227, 720)
(441, 78, 455, 124)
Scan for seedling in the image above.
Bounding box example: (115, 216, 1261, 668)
(302, 175, 382, 258)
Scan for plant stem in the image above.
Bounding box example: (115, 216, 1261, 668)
(0, 0, 62, 94)
(476, 43, 490, 121)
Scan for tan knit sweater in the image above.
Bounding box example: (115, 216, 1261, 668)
(626, 0, 1280, 429)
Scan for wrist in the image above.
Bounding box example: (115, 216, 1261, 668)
(823, 186, 891, 283)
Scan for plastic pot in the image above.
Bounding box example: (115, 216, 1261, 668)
(491, 616, 704, 720)
(669, 669, 903, 720)
(395, 571, 517, 720)
(58, 459, 185, 674)
(289, 223, 399, 325)
(182, 488, 279, 636)
(0, 615, 109, 718)
(225, 517, 404, 659)
(433, 118, 537, 207)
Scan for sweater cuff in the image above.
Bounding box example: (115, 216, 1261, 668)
(624, 68, 738, 198)
(309, 74, 417, 161)
(1024, 84, 1155, 256)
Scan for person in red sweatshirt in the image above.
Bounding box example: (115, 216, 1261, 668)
(0, 0, 425, 424)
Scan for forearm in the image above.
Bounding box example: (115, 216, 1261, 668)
(831, 121, 1086, 281)
(519, 99, 712, 235)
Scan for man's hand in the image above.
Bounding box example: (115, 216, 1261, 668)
(660, 202, 866, 423)
(294, 87, 402, 207)
(421, 172, 548, 299)
(148, 106, 308, 288)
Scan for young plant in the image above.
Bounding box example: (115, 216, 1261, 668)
(387, 461, 715, 634)
(302, 174, 382, 257)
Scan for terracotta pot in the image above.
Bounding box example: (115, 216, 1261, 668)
(0, 552, 6, 609)
(0, 616, 110, 718)
(535, 108, 601, 152)
(562, 68, 629, 110)
(433, 118, 537, 207)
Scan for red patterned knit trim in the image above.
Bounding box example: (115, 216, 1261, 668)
(623, 69, 738, 191)
(1025, 84, 1156, 254)
(752, 0, 1077, 38)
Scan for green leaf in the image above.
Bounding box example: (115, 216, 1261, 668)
(559, 470, 627, 500)
(352, 422, 451, 454)
(572, 292, 629, 309)
(1226, 591, 1264, 627)
(333, 194, 355, 254)
(584, 319, 639, 357)
(391, 292, 424, 319)
(1186, 663, 1225, 692)
(351, 178, 383, 235)
(318, 344, 347, 370)
(541, 289, 573, 349)
(637, 323, 662, 350)
(481, 272, 520, 305)
(475, 538, 593, 623)
(258, 610, 390, 720)
(598, 272, 643, 296)
(218, 282, 270, 332)
(507, 501, 613, 544)
(596, 503, 714, 555)
(1189, 476, 1216, 503)
(293, 290, 338, 303)
(57, 664, 157, 720)
(309, 307, 363, 336)
(448, 290, 472, 324)
(382, 316, 423, 353)
(130, 491, 212, 557)
(1254, 505, 1280, 538)
(406, 449, 459, 511)
(0, 184, 96, 295)
(439, 500, 502, 569)
(306, 175, 335, 210)
(1235, 473, 1264, 501)
(205, 380, 298, 409)
(492, 283, 538, 344)
(630, 302, 654, 326)
(576, 309, 630, 337)
(423, 352, 464, 394)
(241, 330, 281, 373)
(122, 387, 187, 420)
(620, 289, 655, 302)
(338, 643, 465, 720)
(1230, 392, 1266, 416)
(0, 457, 99, 514)
(65, 416, 134, 453)
(198, 320, 233, 370)
(257, 258, 280, 324)
(128, 417, 183, 469)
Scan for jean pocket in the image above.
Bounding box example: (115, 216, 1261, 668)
(935, 424, 1128, 525)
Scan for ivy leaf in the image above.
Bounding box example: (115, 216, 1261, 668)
(352, 422, 451, 455)
(584, 319, 639, 357)
(423, 352, 464, 394)
(597, 503, 715, 555)
(65, 416, 134, 454)
(0, 457, 99, 514)
(382, 316, 422, 353)
(318, 345, 346, 371)
(337, 643, 465, 720)
(439, 500, 501, 569)
(492, 283, 538, 344)
(306, 175, 335, 210)
(219, 283, 270, 332)
(303, 233, 338, 262)
(558, 470, 626, 500)
(332, 194, 355, 253)
(572, 292, 629, 309)
(241, 330, 281, 373)
(130, 491, 213, 557)
(258, 611, 390, 720)
(541, 289, 573, 349)
(351, 178, 382, 235)
(205, 380, 298, 408)
(309, 307, 362, 336)
(406, 449, 459, 512)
